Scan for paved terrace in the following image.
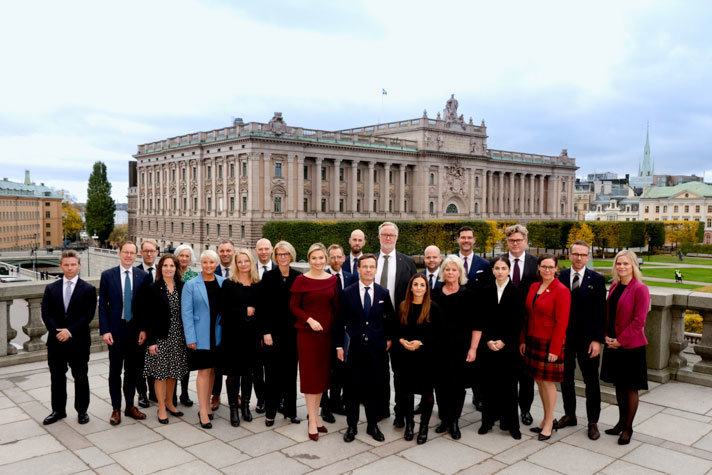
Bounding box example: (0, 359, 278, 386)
(2, 354, 712, 474)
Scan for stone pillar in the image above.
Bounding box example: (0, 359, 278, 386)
(22, 297, 47, 352)
(287, 155, 295, 213)
(398, 164, 406, 214)
(437, 165, 444, 216)
(539, 175, 545, 215)
(297, 155, 304, 216)
(350, 161, 358, 213)
(263, 154, 271, 216)
(498, 172, 504, 216)
(693, 306, 712, 375)
(529, 174, 535, 215)
(482, 170, 488, 217)
(381, 163, 390, 212)
(519, 173, 525, 215)
(315, 157, 323, 213)
(668, 305, 688, 369)
(0, 300, 16, 355)
(333, 159, 342, 212)
(509, 172, 515, 215)
(367, 161, 375, 215)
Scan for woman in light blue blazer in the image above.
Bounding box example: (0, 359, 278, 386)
(182, 249, 225, 429)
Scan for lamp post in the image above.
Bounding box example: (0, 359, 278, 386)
(88, 234, 98, 277)
(647, 236, 652, 262)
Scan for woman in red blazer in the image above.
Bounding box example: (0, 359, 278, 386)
(520, 254, 570, 441)
(601, 250, 650, 446)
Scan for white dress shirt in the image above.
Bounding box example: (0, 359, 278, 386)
(507, 252, 527, 282)
(425, 269, 440, 288)
(258, 261, 273, 280)
(570, 268, 583, 288)
(63, 275, 79, 305)
(496, 279, 508, 303)
(375, 249, 397, 307)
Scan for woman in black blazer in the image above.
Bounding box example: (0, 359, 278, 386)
(477, 256, 525, 440)
(140, 254, 189, 424)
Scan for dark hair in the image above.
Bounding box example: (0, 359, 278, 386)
(458, 226, 474, 237)
(155, 254, 182, 283)
(491, 256, 510, 269)
(399, 274, 432, 325)
(536, 253, 560, 280)
(357, 253, 377, 268)
(60, 250, 80, 264)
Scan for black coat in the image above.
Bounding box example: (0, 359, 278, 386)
(220, 279, 262, 372)
(392, 302, 440, 394)
(431, 286, 477, 383)
(260, 267, 300, 341)
(479, 282, 525, 356)
(41, 278, 97, 348)
(491, 253, 539, 296)
(558, 267, 607, 347)
(375, 250, 417, 309)
(137, 279, 184, 346)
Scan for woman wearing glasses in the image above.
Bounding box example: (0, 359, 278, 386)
(519, 254, 570, 441)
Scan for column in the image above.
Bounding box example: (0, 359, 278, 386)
(315, 157, 323, 213)
(519, 173, 525, 215)
(22, 297, 46, 352)
(539, 175, 546, 215)
(263, 154, 271, 216)
(497, 172, 504, 216)
(398, 164, 406, 214)
(509, 172, 515, 215)
(296, 155, 304, 216)
(367, 161, 375, 214)
(350, 161, 358, 213)
(287, 155, 295, 213)
(381, 163, 390, 212)
(332, 159, 342, 213)
(481, 170, 488, 217)
(437, 165, 444, 216)
(529, 174, 535, 215)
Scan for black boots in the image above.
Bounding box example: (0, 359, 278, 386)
(417, 402, 433, 445)
(226, 378, 240, 427)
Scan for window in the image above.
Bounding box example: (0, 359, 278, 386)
(46, 231, 50, 237)
(149, 199, 153, 213)
(207, 165, 211, 178)
(229, 224, 233, 237)
(357, 199, 361, 212)
(339, 199, 344, 212)
(217, 224, 221, 236)
(321, 198, 327, 212)
(708, 205, 712, 213)
(172, 169, 176, 181)
(696, 205, 700, 213)
(430, 202, 434, 214)
(207, 197, 212, 212)
(183, 197, 187, 210)
(446, 204, 458, 214)
(274, 197, 282, 213)
(141, 173, 145, 185)
(389, 200, 393, 212)
(218, 196, 223, 212)
(218, 164, 223, 178)
(405, 172, 408, 185)
(644, 206, 649, 213)
(157, 199, 161, 211)
(303, 198, 308, 212)
(475, 176, 479, 187)
(46, 222, 50, 228)
(46, 240, 51, 245)
(242, 161, 247, 177)
(275, 163, 282, 178)
(45, 211, 50, 218)
(206, 224, 210, 236)
(429, 173, 434, 185)
(230, 197, 235, 212)
(708, 218, 712, 228)
(193, 197, 198, 210)
(321, 166, 327, 181)
(373, 199, 377, 212)
(190, 223, 194, 234)
(182, 168, 186, 180)
(685, 205, 690, 213)
(561, 180, 566, 192)
(181, 223, 184, 234)
(240, 225, 245, 239)
(655, 206, 660, 213)
(173, 198, 176, 210)
(45, 202, 50, 207)
(474, 202, 479, 213)
(389, 171, 393, 184)
(674, 205, 679, 212)
(230, 163, 235, 178)
(663, 205, 667, 213)
(304, 165, 308, 180)
(404, 200, 407, 212)
(339, 168, 344, 182)
(171, 222, 174, 233)
(242, 196, 247, 212)
(357, 169, 361, 182)
(192, 166, 197, 179)
(374, 172, 378, 184)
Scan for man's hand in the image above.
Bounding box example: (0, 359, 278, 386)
(138, 331, 146, 346)
(56, 328, 71, 342)
(588, 341, 601, 358)
(148, 344, 158, 355)
(337, 348, 344, 361)
(264, 334, 273, 346)
(466, 348, 477, 362)
(102, 333, 114, 346)
(386, 340, 392, 351)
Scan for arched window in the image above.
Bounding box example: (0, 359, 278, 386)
(429, 173, 435, 185)
(429, 201, 434, 214)
(475, 202, 479, 213)
(446, 204, 458, 214)
(475, 176, 479, 187)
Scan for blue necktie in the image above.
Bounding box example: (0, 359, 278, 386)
(363, 286, 371, 315)
(429, 274, 434, 289)
(124, 270, 132, 321)
(64, 281, 73, 311)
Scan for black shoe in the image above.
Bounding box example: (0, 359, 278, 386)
(605, 422, 625, 436)
(198, 415, 212, 429)
(255, 400, 266, 414)
(208, 413, 214, 420)
(618, 428, 633, 445)
(77, 413, 90, 425)
(521, 411, 533, 426)
(229, 404, 240, 427)
(478, 424, 491, 435)
(241, 406, 253, 422)
(537, 420, 558, 441)
(180, 394, 194, 407)
(435, 422, 449, 433)
(265, 419, 275, 427)
(557, 414, 577, 427)
(137, 395, 150, 409)
(278, 399, 286, 415)
(530, 427, 543, 433)
(289, 417, 302, 424)
(331, 404, 346, 416)
(449, 421, 461, 440)
(366, 425, 385, 442)
(417, 424, 429, 444)
(414, 404, 422, 415)
(321, 408, 335, 423)
(404, 421, 415, 441)
(158, 416, 169, 424)
(474, 399, 484, 412)
(344, 426, 357, 442)
(167, 409, 184, 417)
(393, 414, 405, 428)
(510, 429, 522, 440)
(43, 412, 67, 425)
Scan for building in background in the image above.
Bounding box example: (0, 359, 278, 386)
(640, 182, 712, 243)
(128, 96, 578, 249)
(0, 171, 62, 251)
(585, 178, 639, 222)
(629, 125, 655, 192)
(652, 174, 704, 187)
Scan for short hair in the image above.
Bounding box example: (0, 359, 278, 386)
(255, 238, 273, 249)
(141, 239, 158, 251)
(119, 241, 137, 252)
(218, 238, 235, 249)
(491, 255, 510, 269)
(155, 254, 182, 283)
(230, 248, 259, 284)
(307, 243, 328, 261)
(536, 253, 560, 280)
(611, 250, 643, 282)
(174, 244, 196, 264)
(273, 240, 296, 263)
(327, 244, 345, 256)
(504, 224, 528, 239)
(378, 221, 399, 236)
(200, 249, 219, 263)
(439, 255, 469, 285)
(60, 250, 80, 264)
(569, 240, 590, 252)
(457, 226, 474, 237)
(357, 253, 377, 268)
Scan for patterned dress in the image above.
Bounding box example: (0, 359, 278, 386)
(144, 287, 189, 380)
(182, 269, 198, 282)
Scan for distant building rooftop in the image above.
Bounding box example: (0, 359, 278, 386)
(640, 181, 712, 199)
(0, 171, 60, 199)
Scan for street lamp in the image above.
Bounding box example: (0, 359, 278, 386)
(88, 234, 98, 277)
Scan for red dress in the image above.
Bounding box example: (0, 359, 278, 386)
(289, 274, 338, 394)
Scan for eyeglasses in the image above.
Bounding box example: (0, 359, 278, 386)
(507, 238, 524, 244)
(539, 265, 557, 271)
(275, 252, 291, 258)
(570, 253, 588, 258)
(380, 233, 397, 239)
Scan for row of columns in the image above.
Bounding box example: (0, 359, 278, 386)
(483, 170, 549, 216)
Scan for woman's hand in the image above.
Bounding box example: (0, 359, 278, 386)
(148, 344, 158, 355)
(307, 317, 323, 332)
(466, 347, 477, 362)
(246, 306, 256, 317)
(547, 353, 558, 362)
(519, 343, 526, 356)
(605, 337, 621, 349)
(187, 343, 197, 350)
(399, 338, 411, 350)
(263, 334, 273, 346)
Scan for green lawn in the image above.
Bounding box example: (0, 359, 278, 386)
(640, 267, 712, 283)
(642, 280, 704, 290)
(557, 259, 615, 269)
(647, 255, 712, 266)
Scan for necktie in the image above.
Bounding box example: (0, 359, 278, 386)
(352, 257, 359, 277)
(363, 286, 372, 315)
(123, 270, 132, 321)
(429, 274, 434, 289)
(337, 273, 343, 291)
(572, 273, 580, 291)
(263, 265, 268, 275)
(463, 256, 469, 274)
(380, 254, 389, 289)
(224, 266, 230, 278)
(64, 280, 73, 311)
(147, 267, 154, 283)
(512, 258, 521, 287)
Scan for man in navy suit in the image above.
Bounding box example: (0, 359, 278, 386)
(558, 240, 607, 440)
(326, 244, 358, 291)
(211, 238, 236, 411)
(456, 226, 491, 289)
(342, 229, 366, 278)
(99, 241, 150, 425)
(135, 239, 159, 408)
(41, 250, 97, 425)
(420, 245, 443, 291)
(337, 254, 396, 442)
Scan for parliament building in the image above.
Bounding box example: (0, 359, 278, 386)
(128, 96, 577, 250)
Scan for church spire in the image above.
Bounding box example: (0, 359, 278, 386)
(640, 122, 652, 177)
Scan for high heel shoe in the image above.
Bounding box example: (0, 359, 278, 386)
(537, 420, 558, 441)
(167, 409, 184, 417)
(618, 428, 633, 445)
(198, 415, 212, 429)
(308, 431, 319, 441)
(158, 414, 169, 424)
(529, 427, 543, 434)
(605, 422, 625, 436)
(265, 418, 275, 427)
(317, 425, 328, 433)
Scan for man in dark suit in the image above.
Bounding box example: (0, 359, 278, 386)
(326, 244, 358, 291)
(211, 238, 237, 411)
(456, 226, 491, 289)
(421, 245, 443, 291)
(255, 238, 275, 279)
(41, 250, 96, 425)
(342, 229, 366, 278)
(337, 254, 396, 442)
(135, 239, 159, 408)
(374, 221, 416, 426)
(99, 241, 149, 425)
(558, 240, 606, 440)
(502, 224, 539, 426)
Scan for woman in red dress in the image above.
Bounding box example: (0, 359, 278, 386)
(290, 243, 338, 441)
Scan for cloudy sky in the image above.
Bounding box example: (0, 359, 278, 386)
(1, 0, 711, 202)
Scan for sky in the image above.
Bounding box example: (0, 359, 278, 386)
(1, 0, 711, 202)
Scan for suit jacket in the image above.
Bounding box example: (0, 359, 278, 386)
(326, 267, 358, 292)
(342, 254, 361, 277)
(41, 278, 97, 347)
(606, 278, 650, 349)
(137, 279, 184, 346)
(375, 250, 417, 309)
(335, 282, 396, 361)
(460, 253, 491, 288)
(480, 281, 525, 354)
(99, 266, 149, 337)
(181, 273, 225, 350)
(216, 265, 231, 278)
(136, 263, 156, 283)
(495, 253, 539, 296)
(523, 279, 571, 357)
(558, 268, 606, 345)
(418, 269, 443, 291)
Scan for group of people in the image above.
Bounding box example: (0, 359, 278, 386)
(39, 222, 650, 448)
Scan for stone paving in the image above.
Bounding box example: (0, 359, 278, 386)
(2, 353, 712, 474)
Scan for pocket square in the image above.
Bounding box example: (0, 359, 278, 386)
(476, 270, 483, 273)
(587, 285, 594, 289)
(378, 300, 384, 304)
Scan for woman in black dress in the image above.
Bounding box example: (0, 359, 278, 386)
(431, 255, 481, 440)
(141, 254, 189, 424)
(260, 241, 302, 426)
(477, 256, 524, 439)
(220, 248, 261, 426)
(393, 273, 440, 444)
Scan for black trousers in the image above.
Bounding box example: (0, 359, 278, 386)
(517, 354, 534, 413)
(134, 348, 155, 398)
(265, 335, 298, 419)
(481, 352, 519, 429)
(345, 346, 388, 428)
(108, 322, 140, 410)
(48, 340, 90, 414)
(561, 341, 601, 423)
(435, 380, 466, 425)
(321, 353, 345, 411)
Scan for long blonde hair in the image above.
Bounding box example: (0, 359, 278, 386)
(611, 250, 643, 282)
(230, 248, 259, 284)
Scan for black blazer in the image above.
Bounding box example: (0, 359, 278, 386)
(342, 255, 360, 277)
(326, 268, 358, 292)
(493, 253, 538, 296)
(259, 267, 300, 337)
(137, 279, 184, 346)
(136, 263, 156, 283)
(376, 250, 417, 309)
(558, 267, 607, 345)
(335, 282, 396, 360)
(41, 278, 97, 347)
(419, 269, 443, 291)
(479, 282, 525, 354)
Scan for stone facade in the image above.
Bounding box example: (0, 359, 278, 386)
(129, 97, 577, 249)
(640, 182, 712, 243)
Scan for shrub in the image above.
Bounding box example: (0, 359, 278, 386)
(685, 311, 703, 334)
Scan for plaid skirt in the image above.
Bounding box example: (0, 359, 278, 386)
(524, 335, 565, 382)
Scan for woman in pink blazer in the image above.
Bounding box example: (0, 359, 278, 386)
(600, 250, 650, 446)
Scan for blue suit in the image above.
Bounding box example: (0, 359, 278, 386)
(460, 253, 491, 288)
(419, 269, 443, 291)
(182, 273, 225, 350)
(326, 268, 357, 292)
(343, 255, 360, 278)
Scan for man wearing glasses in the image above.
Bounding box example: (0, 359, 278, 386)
(501, 224, 538, 426)
(135, 240, 159, 408)
(558, 240, 606, 440)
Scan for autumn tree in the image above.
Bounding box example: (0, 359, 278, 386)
(62, 202, 83, 241)
(566, 222, 595, 249)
